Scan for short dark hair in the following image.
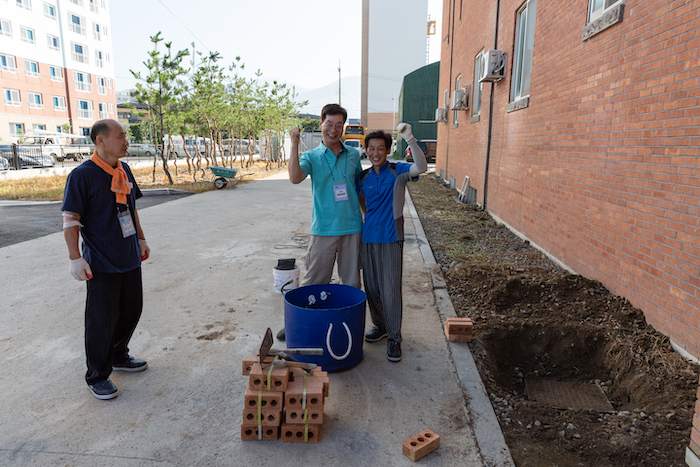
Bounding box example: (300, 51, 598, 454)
(90, 120, 112, 143)
(321, 104, 347, 123)
(365, 130, 392, 150)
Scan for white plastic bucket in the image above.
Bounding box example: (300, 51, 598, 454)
(273, 265, 300, 294)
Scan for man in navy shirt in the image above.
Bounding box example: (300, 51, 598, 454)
(62, 119, 150, 399)
(357, 124, 427, 361)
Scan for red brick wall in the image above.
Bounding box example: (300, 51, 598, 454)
(438, 0, 700, 358)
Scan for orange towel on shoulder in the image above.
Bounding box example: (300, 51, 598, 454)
(90, 151, 131, 205)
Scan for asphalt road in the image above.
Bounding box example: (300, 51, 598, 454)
(0, 191, 192, 248)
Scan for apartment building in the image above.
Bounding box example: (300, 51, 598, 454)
(0, 0, 117, 141)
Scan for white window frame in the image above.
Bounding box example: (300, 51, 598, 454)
(47, 34, 60, 50)
(73, 70, 92, 92)
(511, 0, 537, 103)
(95, 50, 103, 67)
(107, 77, 112, 89)
(53, 95, 67, 111)
(43, 2, 56, 19)
(97, 76, 106, 95)
(16, 0, 32, 10)
(0, 18, 12, 36)
(10, 123, 25, 136)
(76, 99, 93, 119)
(0, 54, 17, 72)
(69, 13, 85, 35)
(24, 60, 39, 77)
(589, 0, 623, 23)
(49, 65, 63, 81)
(20, 26, 35, 44)
(89, 0, 98, 13)
(69, 0, 83, 6)
(109, 103, 114, 113)
(71, 42, 89, 64)
(98, 102, 108, 119)
(28, 92, 43, 109)
(4, 88, 21, 106)
(453, 75, 461, 125)
(473, 52, 484, 118)
(92, 22, 100, 40)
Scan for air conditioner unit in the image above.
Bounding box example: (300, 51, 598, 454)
(480, 50, 506, 83)
(450, 89, 468, 110)
(435, 107, 448, 122)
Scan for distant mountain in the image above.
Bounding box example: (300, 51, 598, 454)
(295, 76, 361, 119)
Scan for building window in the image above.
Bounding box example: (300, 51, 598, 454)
(69, 0, 83, 6)
(89, 0, 98, 13)
(28, 92, 43, 109)
(33, 124, 46, 131)
(589, 0, 622, 22)
(97, 76, 106, 94)
(0, 19, 11, 36)
(1, 54, 18, 72)
(473, 52, 484, 118)
(92, 22, 100, 40)
(109, 103, 114, 113)
(511, 0, 537, 103)
(107, 77, 112, 89)
(53, 95, 66, 111)
(77, 99, 94, 119)
(4, 89, 21, 106)
(80, 127, 90, 137)
(43, 3, 56, 18)
(16, 0, 32, 10)
(73, 70, 92, 92)
(99, 102, 108, 119)
(95, 50, 103, 67)
(20, 26, 35, 44)
(49, 65, 63, 81)
(47, 34, 60, 50)
(71, 42, 89, 64)
(69, 13, 85, 35)
(24, 60, 39, 77)
(10, 123, 25, 137)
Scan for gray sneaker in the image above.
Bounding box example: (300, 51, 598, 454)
(88, 379, 118, 400)
(113, 356, 148, 372)
(365, 326, 388, 343)
(387, 340, 402, 362)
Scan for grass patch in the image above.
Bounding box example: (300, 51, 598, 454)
(0, 160, 288, 201)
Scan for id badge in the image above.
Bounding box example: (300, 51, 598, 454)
(118, 209, 137, 238)
(333, 182, 349, 202)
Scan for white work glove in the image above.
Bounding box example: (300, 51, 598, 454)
(397, 123, 415, 143)
(69, 257, 93, 281)
(139, 239, 150, 261)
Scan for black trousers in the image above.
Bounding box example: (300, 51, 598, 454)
(84, 268, 143, 385)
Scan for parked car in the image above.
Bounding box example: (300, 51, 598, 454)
(344, 139, 365, 158)
(406, 139, 437, 163)
(0, 156, 9, 170)
(128, 143, 156, 157)
(0, 144, 42, 168)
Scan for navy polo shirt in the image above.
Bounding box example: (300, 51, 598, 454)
(62, 160, 143, 273)
(357, 161, 416, 243)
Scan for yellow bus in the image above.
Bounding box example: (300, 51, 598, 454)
(342, 125, 366, 148)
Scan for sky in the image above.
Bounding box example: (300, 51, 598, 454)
(108, 0, 443, 116)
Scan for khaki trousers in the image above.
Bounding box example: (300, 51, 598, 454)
(302, 233, 361, 289)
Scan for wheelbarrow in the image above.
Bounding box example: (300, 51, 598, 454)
(208, 166, 238, 189)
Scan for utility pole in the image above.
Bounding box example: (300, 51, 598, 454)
(338, 60, 341, 106)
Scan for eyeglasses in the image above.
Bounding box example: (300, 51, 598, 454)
(322, 121, 344, 131)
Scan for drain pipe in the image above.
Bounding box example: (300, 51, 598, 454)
(483, 0, 501, 211)
(444, 0, 457, 179)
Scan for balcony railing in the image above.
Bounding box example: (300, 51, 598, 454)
(70, 23, 85, 35)
(74, 81, 92, 92)
(29, 102, 43, 109)
(77, 109, 94, 119)
(71, 52, 88, 64)
(97, 85, 106, 95)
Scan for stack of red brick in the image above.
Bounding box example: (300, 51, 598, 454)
(444, 317, 473, 342)
(240, 356, 329, 443)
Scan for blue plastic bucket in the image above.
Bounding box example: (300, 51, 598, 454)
(284, 284, 366, 372)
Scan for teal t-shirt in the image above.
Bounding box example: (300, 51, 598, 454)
(299, 142, 362, 236)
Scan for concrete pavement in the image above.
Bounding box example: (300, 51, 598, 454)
(0, 170, 514, 466)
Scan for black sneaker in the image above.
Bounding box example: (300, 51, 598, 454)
(276, 328, 286, 341)
(365, 326, 388, 342)
(387, 340, 402, 362)
(88, 379, 118, 400)
(113, 356, 148, 372)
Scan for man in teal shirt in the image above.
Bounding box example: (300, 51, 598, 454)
(282, 104, 362, 339)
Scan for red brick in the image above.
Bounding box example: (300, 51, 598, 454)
(286, 406, 324, 425)
(240, 423, 279, 441)
(290, 367, 330, 397)
(248, 362, 290, 392)
(280, 423, 320, 443)
(242, 407, 283, 426)
(402, 429, 440, 461)
(243, 387, 283, 411)
(242, 355, 275, 375)
(285, 381, 324, 410)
